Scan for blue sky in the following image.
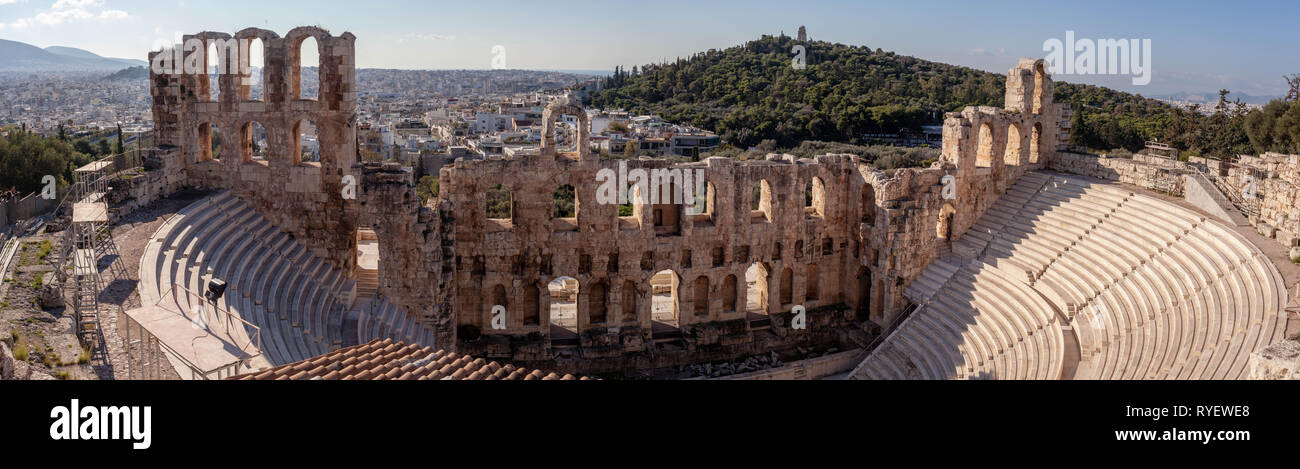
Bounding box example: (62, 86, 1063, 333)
(1, 0, 1296, 96)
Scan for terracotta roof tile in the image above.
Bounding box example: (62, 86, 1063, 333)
(229, 339, 591, 381)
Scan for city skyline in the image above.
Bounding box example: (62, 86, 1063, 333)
(1, 1, 1297, 97)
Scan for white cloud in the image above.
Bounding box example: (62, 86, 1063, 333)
(407, 33, 456, 41)
(98, 9, 126, 20)
(8, 0, 129, 29)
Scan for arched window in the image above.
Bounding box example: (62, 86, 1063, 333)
(548, 276, 579, 332)
(693, 276, 710, 317)
(521, 283, 540, 326)
(1005, 123, 1023, 166)
(206, 41, 221, 102)
(588, 281, 608, 324)
(245, 38, 264, 101)
(651, 270, 681, 326)
(722, 275, 738, 312)
(619, 184, 640, 230)
(1030, 122, 1043, 164)
(652, 179, 680, 236)
(976, 122, 994, 168)
(856, 266, 871, 316)
(241, 121, 268, 162)
(621, 281, 638, 323)
(298, 36, 319, 100)
(745, 263, 769, 314)
(553, 184, 577, 232)
(805, 177, 826, 218)
(779, 267, 794, 305)
(486, 184, 512, 220)
(1033, 63, 1046, 114)
(806, 264, 820, 301)
(556, 115, 579, 154)
(861, 184, 876, 225)
(488, 284, 508, 327)
(293, 120, 319, 164)
(199, 123, 222, 162)
(751, 179, 772, 223)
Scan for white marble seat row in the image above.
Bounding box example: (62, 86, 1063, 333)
(138, 192, 435, 367)
(853, 171, 1289, 380)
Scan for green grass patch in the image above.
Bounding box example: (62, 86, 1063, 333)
(13, 340, 28, 361)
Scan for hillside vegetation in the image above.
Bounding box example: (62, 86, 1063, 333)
(589, 33, 1267, 159)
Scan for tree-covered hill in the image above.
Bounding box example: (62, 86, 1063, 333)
(588, 33, 1178, 153)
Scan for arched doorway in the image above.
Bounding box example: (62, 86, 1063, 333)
(856, 266, 871, 320)
(548, 276, 580, 332)
(650, 270, 680, 327)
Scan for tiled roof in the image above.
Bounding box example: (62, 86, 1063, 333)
(228, 339, 593, 381)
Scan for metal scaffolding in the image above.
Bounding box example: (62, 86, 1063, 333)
(62, 159, 128, 350)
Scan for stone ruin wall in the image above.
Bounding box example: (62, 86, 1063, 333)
(149, 27, 363, 275)
(1049, 152, 1194, 196)
(1223, 153, 1300, 250)
(1050, 145, 1300, 253)
(874, 58, 1068, 322)
(147, 26, 450, 342)
(142, 33, 1071, 368)
(438, 60, 1069, 367)
(441, 137, 873, 367)
(357, 163, 451, 345)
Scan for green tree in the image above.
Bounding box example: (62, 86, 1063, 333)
(416, 176, 439, 204)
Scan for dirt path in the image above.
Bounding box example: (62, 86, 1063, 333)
(94, 194, 206, 379)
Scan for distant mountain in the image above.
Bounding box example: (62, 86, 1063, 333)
(0, 39, 147, 71)
(1151, 91, 1281, 106)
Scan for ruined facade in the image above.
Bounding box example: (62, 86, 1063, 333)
(147, 30, 1074, 372)
(149, 27, 362, 272)
(438, 60, 1069, 369)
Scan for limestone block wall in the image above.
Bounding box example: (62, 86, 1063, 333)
(865, 166, 947, 322)
(1225, 153, 1300, 249)
(441, 135, 870, 355)
(1050, 152, 1188, 195)
(357, 163, 450, 345)
(935, 59, 1067, 244)
(144, 45, 1070, 365)
(148, 26, 361, 272)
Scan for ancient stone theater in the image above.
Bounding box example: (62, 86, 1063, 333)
(128, 27, 1295, 380)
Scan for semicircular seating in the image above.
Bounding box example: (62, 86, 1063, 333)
(139, 191, 435, 367)
(852, 171, 1289, 380)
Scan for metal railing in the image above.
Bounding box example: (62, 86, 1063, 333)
(1197, 166, 1261, 219)
(123, 283, 264, 380)
(159, 283, 263, 356)
(863, 302, 919, 354)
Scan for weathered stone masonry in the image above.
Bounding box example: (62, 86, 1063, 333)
(150, 27, 361, 273)
(440, 60, 1069, 366)
(147, 30, 1070, 369)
